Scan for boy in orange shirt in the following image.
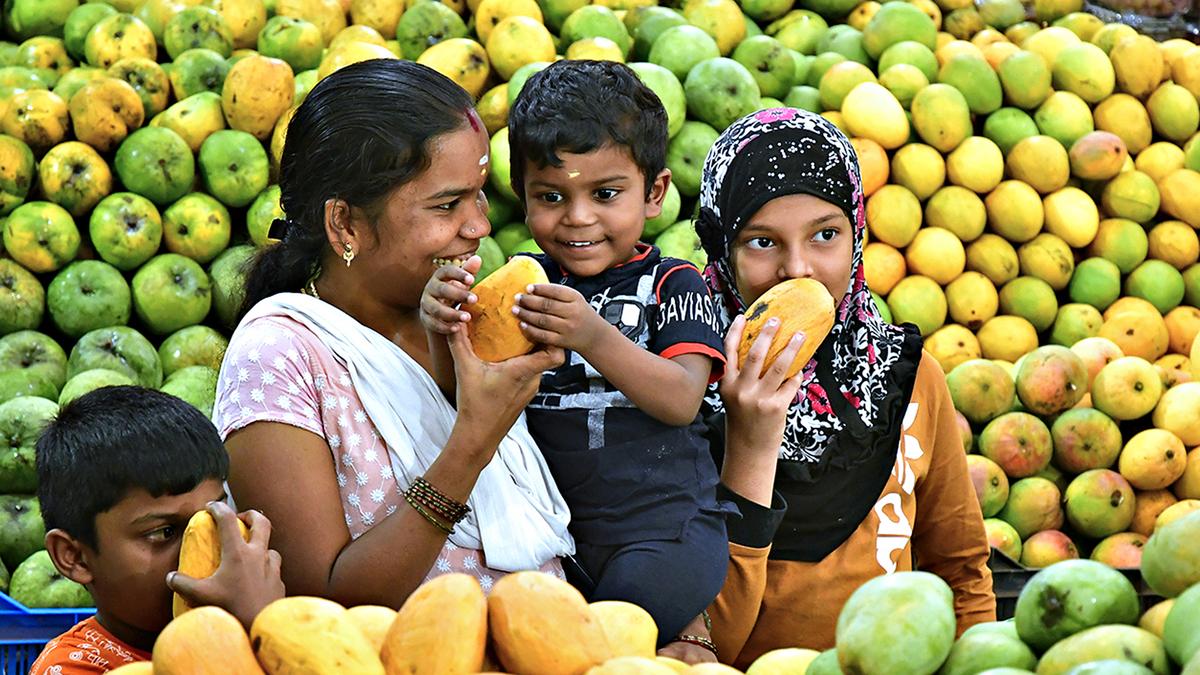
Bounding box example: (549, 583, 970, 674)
(29, 386, 284, 674)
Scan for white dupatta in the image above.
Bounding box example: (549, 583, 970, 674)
(228, 292, 574, 572)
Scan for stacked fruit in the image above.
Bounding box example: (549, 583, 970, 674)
(144, 568, 712, 675)
(811, 510, 1200, 675)
(1, 0, 1199, 605)
(134, 510, 1200, 673)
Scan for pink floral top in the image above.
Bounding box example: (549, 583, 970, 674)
(214, 314, 564, 592)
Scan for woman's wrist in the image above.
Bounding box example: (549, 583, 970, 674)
(444, 423, 499, 472)
(720, 422, 781, 507)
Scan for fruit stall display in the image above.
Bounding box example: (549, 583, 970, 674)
(0, 0, 1198, 636)
(122, 509, 1200, 673)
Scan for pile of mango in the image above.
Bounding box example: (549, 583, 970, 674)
(132, 510, 1200, 674)
(1, 0, 1200, 606)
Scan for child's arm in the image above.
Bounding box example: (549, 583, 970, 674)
(166, 501, 285, 629)
(514, 283, 711, 426)
(419, 256, 482, 398)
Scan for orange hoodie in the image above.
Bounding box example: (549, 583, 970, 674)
(710, 352, 996, 669)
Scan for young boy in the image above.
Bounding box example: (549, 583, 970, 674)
(423, 60, 731, 653)
(30, 386, 284, 674)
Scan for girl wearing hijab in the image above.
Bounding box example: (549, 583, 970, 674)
(695, 108, 996, 667)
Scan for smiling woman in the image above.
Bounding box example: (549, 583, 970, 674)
(212, 59, 574, 610)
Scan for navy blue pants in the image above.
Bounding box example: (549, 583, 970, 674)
(565, 511, 730, 648)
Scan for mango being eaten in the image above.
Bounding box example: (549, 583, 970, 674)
(738, 277, 837, 379)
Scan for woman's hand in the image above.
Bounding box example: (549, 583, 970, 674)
(717, 315, 806, 506)
(166, 502, 285, 630)
(419, 256, 481, 335)
(447, 327, 564, 463)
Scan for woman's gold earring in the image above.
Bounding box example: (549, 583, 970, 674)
(342, 242, 355, 267)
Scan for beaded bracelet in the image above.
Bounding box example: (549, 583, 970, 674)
(404, 489, 454, 536)
(675, 634, 718, 659)
(411, 477, 471, 524)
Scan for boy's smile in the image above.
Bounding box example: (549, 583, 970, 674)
(524, 145, 667, 278)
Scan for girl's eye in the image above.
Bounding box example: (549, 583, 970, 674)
(814, 228, 838, 243)
(436, 198, 460, 212)
(540, 192, 563, 204)
(745, 237, 775, 250)
(146, 525, 177, 542)
(595, 188, 619, 201)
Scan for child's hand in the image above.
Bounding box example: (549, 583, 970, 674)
(420, 256, 482, 335)
(166, 501, 285, 630)
(513, 284, 610, 354)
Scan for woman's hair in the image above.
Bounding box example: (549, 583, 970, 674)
(240, 59, 475, 317)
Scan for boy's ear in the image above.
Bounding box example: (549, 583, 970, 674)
(44, 529, 95, 587)
(644, 169, 673, 220)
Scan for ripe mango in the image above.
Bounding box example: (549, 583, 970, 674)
(252, 597, 385, 675)
(1111, 34, 1165, 99)
(382, 574, 486, 674)
(911, 82, 971, 152)
(153, 606, 264, 675)
(738, 277, 836, 378)
(221, 54, 294, 141)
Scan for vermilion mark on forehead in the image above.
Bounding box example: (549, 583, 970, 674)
(466, 109, 482, 133)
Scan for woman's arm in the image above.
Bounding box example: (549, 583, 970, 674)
(226, 330, 564, 608)
(718, 316, 805, 505)
(225, 421, 497, 607)
(910, 355, 997, 633)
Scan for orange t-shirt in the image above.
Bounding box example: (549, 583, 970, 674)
(29, 616, 151, 674)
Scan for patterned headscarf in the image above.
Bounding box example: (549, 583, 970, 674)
(698, 108, 918, 466)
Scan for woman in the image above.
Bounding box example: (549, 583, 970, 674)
(212, 59, 574, 608)
(696, 109, 996, 667)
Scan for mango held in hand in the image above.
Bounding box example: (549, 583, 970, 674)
(488, 571, 615, 675)
(172, 509, 250, 618)
(738, 278, 836, 379)
(466, 255, 549, 362)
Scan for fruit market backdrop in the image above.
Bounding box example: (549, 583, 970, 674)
(0, 0, 1199, 658)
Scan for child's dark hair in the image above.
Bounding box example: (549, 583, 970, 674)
(35, 386, 229, 550)
(508, 60, 668, 201)
(240, 58, 475, 316)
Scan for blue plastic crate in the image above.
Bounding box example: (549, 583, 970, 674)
(0, 591, 94, 675)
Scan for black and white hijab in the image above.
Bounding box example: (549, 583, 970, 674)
(697, 109, 924, 560)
